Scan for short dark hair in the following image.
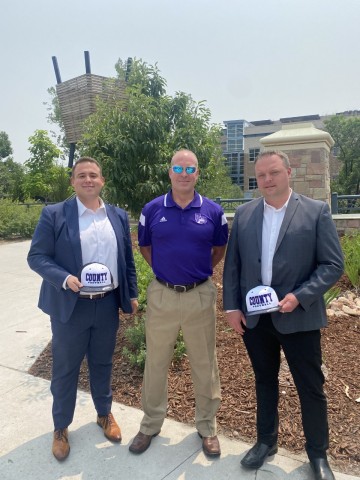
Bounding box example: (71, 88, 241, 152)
(72, 157, 103, 177)
(255, 150, 290, 168)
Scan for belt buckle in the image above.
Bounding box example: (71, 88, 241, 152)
(89, 292, 105, 300)
(174, 284, 187, 293)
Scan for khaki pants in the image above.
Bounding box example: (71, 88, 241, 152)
(140, 278, 221, 437)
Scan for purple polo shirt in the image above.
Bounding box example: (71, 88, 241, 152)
(138, 191, 228, 284)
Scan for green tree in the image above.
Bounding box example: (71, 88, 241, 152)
(0, 132, 25, 200)
(24, 130, 71, 201)
(197, 155, 243, 200)
(79, 58, 230, 217)
(0, 131, 13, 160)
(44, 86, 70, 160)
(324, 115, 360, 194)
(0, 158, 26, 201)
(49, 164, 73, 202)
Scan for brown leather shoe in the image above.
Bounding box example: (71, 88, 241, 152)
(52, 428, 70, 461)
(198, 433, 221, 457)
(97, 413, 122, 442)
(129, 431, 160, 454)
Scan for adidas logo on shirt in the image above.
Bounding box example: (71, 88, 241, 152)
(160, 217, 167, 222)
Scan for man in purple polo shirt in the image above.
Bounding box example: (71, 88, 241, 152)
(129, 149, 228, 456)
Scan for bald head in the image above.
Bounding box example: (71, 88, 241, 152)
(171, 149, 198, 167)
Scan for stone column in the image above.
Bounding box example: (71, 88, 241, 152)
(260, 122, 334, 204)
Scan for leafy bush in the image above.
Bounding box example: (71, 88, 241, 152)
(122, 315, 147, 370)
(324, 286, 341, 306)
(133, 249, 154, 310)
(341, 232, 360, 288)
(172, 329, 186, 363)
(0, 199, 42, 239)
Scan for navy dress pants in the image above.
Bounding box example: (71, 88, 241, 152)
(50, 291, 119, 430)
(243, 314, 329, 461)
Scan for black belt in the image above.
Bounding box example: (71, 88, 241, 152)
(79, 290, 114, 300)
(156, 277, 208, 293)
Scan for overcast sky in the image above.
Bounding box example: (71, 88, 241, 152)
(1, 0, 359, 164)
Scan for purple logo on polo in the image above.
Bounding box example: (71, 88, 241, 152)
(195, 214, 207, 224)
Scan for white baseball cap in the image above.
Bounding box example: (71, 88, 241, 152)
(78, 262, 114, 293)
(246, 285, 280, 316)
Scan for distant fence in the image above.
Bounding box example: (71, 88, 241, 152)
(213, 197, 252, 212)
(7, 194, 360, 215)
(331, 193, 360, 214)
(214, 194, 360, 215)
(16, 202, 56, 209)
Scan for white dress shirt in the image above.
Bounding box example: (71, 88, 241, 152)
(77, 197, 118, 289)
(261, 190, 292, 286)
(63, 198, 118, 290)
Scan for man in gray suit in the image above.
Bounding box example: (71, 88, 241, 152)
(223, 151, 344, 480)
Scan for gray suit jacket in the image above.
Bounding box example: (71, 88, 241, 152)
(223, 192, 344, 334)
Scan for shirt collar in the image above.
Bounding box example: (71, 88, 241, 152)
(76, 197, 105, 217)
(263, 189, 292, 212)
(163, 190, 203, 208)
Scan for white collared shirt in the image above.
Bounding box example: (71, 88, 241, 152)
(77, 197, 118, 289)
(261, 190, 292, 286)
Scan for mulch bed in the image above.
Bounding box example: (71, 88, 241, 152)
(29, 262, 360, 476)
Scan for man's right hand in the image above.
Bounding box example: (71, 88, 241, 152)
(226, 310, 247, 335)
(66, 275, 83, 292)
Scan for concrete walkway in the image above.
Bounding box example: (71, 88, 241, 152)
(0, 240, 358, 480)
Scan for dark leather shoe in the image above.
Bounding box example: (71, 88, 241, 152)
(129, 431, 160, 454)
(97, 413, 122, 442)
(241, 441, 278, 469)
(52, 428, 70, 461)
(198, 433, 221, 457)
(310, 458, 335, 480)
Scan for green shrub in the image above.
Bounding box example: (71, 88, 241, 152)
(341, 232, 360, 288)
(133, 249, 154, 310)
(0, 199, 42, 239)
(324, 286, 341, 306)
(172, 329, 187, 364)
(123, 315, 147, 370)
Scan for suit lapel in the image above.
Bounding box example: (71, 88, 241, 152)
(65, 198, 83, 272)
(275, 192, 299, 252)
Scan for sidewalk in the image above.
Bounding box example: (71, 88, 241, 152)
(0, 240, 358, 480)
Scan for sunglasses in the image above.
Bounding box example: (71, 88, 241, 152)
(172, 165, 197, 174)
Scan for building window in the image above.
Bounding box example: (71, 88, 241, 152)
(248, 177, 258, 190)
(224, 152, 244, 188)
(224, 121, 245, 152)
(249, 148, 260, 162)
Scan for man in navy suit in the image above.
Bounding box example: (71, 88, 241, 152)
(28, 157, 138, 461)
(223, 151, 344, 480)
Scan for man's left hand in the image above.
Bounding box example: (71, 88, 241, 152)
(131, 299, 139, 314)
(278, 293, 299, 313)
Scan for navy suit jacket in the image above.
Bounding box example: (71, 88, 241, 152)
(28, 197, 138, 324)
(223, 192, 344, 334)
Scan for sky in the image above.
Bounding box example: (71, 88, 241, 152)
(1, 0, 359, 164)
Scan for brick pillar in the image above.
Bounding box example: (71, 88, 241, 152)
(260, 122, 334, 204)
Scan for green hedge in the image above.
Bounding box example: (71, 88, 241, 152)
(0, 200, 42, 239)
(341, 231, 360, 288)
